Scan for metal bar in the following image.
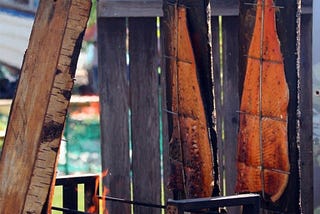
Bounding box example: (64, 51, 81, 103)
(167, 194, 260, 213)
(51, 206, 92, 214)
(97, 195, 167, 209)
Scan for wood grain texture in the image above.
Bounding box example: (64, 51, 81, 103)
(221, 16, 240, 199)
(98, 0, 162, 17)
(0, 0, 91, 213)
(97, 0, 311, 17)
(275, 0, 300, 212)
(299, 14, 313, 214)
(210, 0, 239, 16)
(129, 17, 161, 214)
(98, 17, 131, 214)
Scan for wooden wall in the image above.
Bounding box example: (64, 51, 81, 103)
(97, 0, 313, 213)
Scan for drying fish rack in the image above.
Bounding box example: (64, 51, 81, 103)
(52, 174, 260, 214)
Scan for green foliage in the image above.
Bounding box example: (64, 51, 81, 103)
(88, 0, 97, 27)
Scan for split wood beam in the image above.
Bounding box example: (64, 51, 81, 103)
(0, 0, 91, 213)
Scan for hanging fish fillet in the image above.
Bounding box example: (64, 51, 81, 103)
(168, 6, 213, 198)
(236, 0, 290, 202)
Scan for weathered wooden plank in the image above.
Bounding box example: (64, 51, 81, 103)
(211, 16, 241, 214)
(221, 16, 240, 199)
(275, 1, 301, 212)
(97, 0, 311, 17)
(210, 0, 239, 16)
(160, 16, 173, 203)
(299, 13, 313, 214)
(98, 18, 131, 213)
(98, 0, 163, 17)
(313, 2, 320, 212)
(129, 17, 162, 214)
(0, 0, 91, 213)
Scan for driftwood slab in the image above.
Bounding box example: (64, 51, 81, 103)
(0, 0, 91, 213)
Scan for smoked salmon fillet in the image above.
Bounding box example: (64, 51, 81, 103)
(168, 6, 213, 198)
(236, 0, 290, 202)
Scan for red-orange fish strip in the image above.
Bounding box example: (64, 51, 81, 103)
(236, 0, 290, 202)
(168, 7, 213, 198)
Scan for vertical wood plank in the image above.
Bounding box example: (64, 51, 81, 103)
(313, 1, 320, 212)
(98, 0, 163, 17)
(129, 17, 161, 214)
(221, 16, 240, 198)
(221, 16, 241, 214)
(211, 0, 239, 16)
(160, 16, 173, 202)
(299, 14, 313, 214)
(98, 17, 131, 214)
(275, 1, 300, 212)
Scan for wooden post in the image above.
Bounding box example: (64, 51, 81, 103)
(238, 0, 302, 212)
(0, 0, 91, 213)
(98, 17, 131, 214)
(129, 17, 162, 214)
(299, 3, 313, 213)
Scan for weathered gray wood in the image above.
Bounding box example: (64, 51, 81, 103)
(210, 0, 239, 16)
(98, 0, 162, 17)
(160, 17, 173, 203)
(212, 15, 241, 214)
(97, 0, 311, 17)
(98, 17, 131, 213)
(313, 2, 320, 212)
(221, 16, 240, 199)
(129, 17, 162, 214)
(299, 13, 313, 214)
(221, 16, 241, 214)
(276, 1, 301, 212)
